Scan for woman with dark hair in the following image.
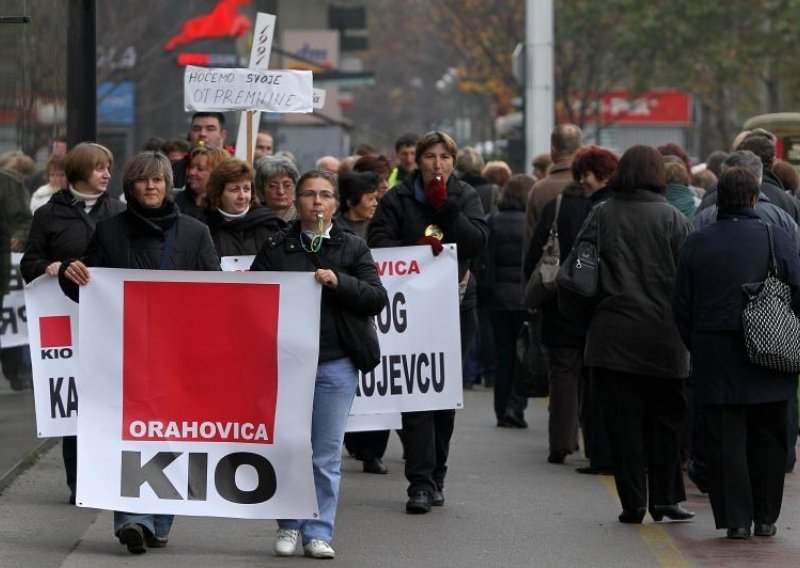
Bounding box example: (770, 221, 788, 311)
(60, 151, 220, 554)
(526, 146, 618, 468)
(353, 153, 392, 199)
(204, 157, 284, 257)
(485, 174, 533, 428)
(564, 145, 694, 524)
(21, 142, 125, 504)
(251, 170, 387, 559)
(336, 170, 379, 240)
(674, 167, 800, 539)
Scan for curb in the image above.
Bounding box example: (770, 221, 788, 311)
(0, 438, 58, 494)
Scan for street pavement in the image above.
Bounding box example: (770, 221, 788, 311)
(2, 380, 800, 567)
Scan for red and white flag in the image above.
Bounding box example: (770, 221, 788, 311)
(76, 268, 319, 519)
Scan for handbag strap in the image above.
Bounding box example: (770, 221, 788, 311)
(765, 224, 780, 278)
(549, 194, 562, 239)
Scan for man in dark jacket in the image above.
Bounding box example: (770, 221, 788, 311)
(368, 131, 488, 514)
(172, 112, 227, 190)
(698, 129, 800, 224)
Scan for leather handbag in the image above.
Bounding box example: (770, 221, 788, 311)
(742, 224, 800, 373)
(522, 194, 562, 309)
(557, 204, 602, 299)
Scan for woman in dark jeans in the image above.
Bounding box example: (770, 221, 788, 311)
(483, 174, 534, 427)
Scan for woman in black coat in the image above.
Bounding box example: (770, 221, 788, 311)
(251, 169, 387, 559)
(674, 167, 800, 539)
(204, 157, 284, 257)
(526, 146, 617, 468)
(20, 141, 125, 505)
(484, 174, 533, 427)
(61, 151, 220, 554)
(563, 145, 694, 524)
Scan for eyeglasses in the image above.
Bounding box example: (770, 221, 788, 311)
(297, 189, 336, 200)
(267, 181, 296, 192)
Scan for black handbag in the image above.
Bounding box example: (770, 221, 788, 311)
(513, 317, 550, 398)
(741, 224, 800, 373)
(304, 249, 382, 374)
(557, 204, 602, 300)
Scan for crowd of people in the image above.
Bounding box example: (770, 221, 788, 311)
(1, 112, 799, 557)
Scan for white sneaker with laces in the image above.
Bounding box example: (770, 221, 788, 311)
(303, 538, 335, 559)
(274, 528, 300, 556)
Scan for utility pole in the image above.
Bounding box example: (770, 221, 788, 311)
(525, 0, 553, 171)
(67, 0, 96, 147)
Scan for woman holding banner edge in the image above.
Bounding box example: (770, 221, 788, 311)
(250, 169, 387, 559)
(21, 141, 125, 506)
(60, 151, 220, 554)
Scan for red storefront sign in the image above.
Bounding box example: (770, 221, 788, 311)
(559, 90, 692, 125)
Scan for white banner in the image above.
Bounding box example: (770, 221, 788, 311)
(350, 245, 463, 415)
(220, 255, 255, 272)
(77, 269, 320, 520)
(24, 276, 79, 437)
(345, 412, 402, 433)
(1, 253, 27, 348)
(235, 12, 277, 161)
(313, 88, 326, 109)
(184, 65, 313, 113)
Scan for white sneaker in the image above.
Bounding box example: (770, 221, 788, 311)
(274, 528, 300, 556)
(303, 538, 335, 559)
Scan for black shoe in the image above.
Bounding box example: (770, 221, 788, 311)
(118, 523, 147, 554)
(548, 451, 567, 464)
(432, 490, 445, 506)
(650, 504, 695, 522)
(618, 507, 646, 524)
(405, 491, 432, 514)
(146, 534, 169, 548)
(753, 523, 777, 537)
(502, 413, 528, 428)
(68, 493, 76, 505)
(575, 465, 613, 475)
(362, 457, 388, 475)
(8, 374, 31, 391)
(727, 527, 750, 539)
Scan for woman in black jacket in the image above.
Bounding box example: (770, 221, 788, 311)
(484, 174, 533, 427)
(204, 157, 284, 257)
(20, 141, 125, 505)
(674, 167, 800, 539)
(525, 146, 616, 469)
(61, 151, 220, 554)
(251, 169, 387, 559)
(563, 145, 694, 524)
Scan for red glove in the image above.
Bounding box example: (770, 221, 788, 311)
(425, 176, 448, 210)
(418, 235, 444, 256)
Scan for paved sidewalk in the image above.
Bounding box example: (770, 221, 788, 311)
(1, 386, 800, 566)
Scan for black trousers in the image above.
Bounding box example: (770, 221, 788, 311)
(403, 306, 477, 496)
(547, 347, 582, 455)
(595, 368, 687, 511)
(581, 367, 613, 468)
(63, 435, 77, 497)
(490, 309, 528, 421)
(705, 401, 788, 529)
(344, 429, 390, 461)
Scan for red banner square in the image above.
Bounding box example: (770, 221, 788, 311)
(122, 281, 279, 444)
(39, 316, 72, 348)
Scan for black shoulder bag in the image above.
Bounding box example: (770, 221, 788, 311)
(304, 247, 382, 374)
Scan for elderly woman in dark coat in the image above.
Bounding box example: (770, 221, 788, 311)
(564, 145, 694, 525)
(674, 167, 800, 539)
(60, 151, 220, 554)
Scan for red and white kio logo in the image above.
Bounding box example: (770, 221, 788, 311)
(39, 316, 73, 359)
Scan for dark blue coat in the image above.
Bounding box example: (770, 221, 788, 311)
(673, 208, 800, 404)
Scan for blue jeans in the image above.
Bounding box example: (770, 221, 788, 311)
(278, 357, 358, 544)
(114, 512, 174, 539)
